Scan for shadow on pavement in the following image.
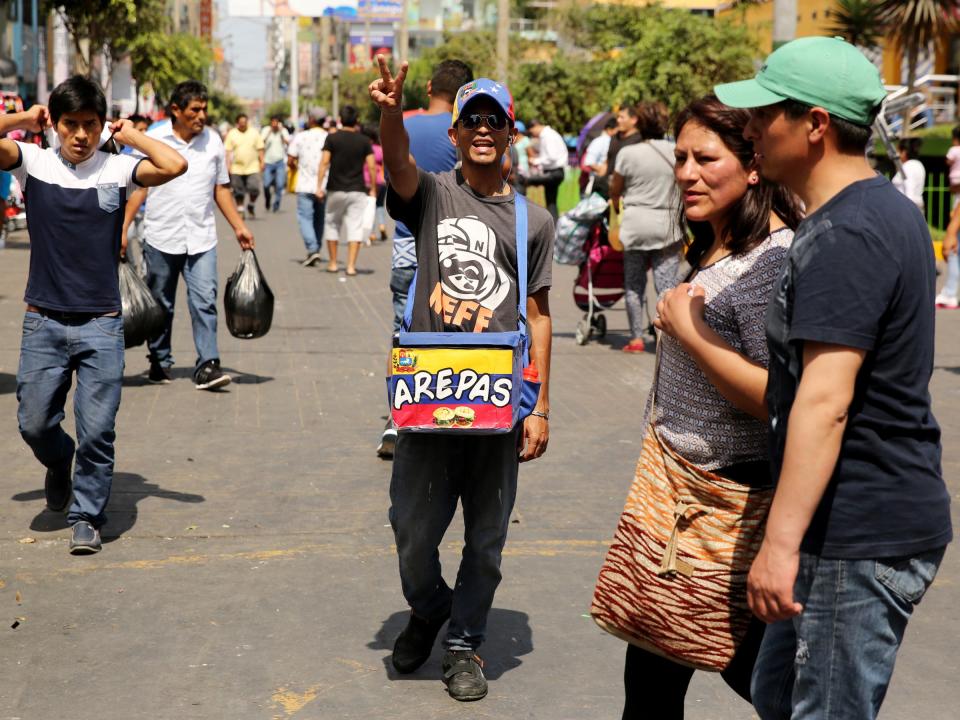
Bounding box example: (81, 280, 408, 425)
(122, 366, 273, 388)
(369, 608, 533, 682)
(101, 472, 205, 541)
(223, 368, 275, 385)
(10, 472, 205, 541)
(0, 372, 16, 394)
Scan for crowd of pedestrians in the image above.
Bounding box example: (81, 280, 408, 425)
(2, 33, 954, 720)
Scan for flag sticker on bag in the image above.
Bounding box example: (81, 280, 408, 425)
(389, 347, 516, 430)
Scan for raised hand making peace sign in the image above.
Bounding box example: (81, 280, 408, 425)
(369, 54, 408, 114)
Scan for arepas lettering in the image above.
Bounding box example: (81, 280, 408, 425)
(392, 368, 513, 409)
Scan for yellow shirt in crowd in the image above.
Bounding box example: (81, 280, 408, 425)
(224, 126, 264, 175)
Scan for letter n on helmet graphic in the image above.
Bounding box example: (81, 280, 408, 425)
(437, 216, 512, 311)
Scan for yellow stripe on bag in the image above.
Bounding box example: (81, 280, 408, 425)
(392, 347, 514, 375)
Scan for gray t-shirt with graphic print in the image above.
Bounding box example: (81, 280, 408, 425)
(387, 169, 554, 333)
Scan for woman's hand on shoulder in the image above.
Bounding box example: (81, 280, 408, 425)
(653, 283, 707, 345)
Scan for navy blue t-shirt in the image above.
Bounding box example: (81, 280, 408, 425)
(7, 142, 142, 313)
(394, 112, 456, 240)
(766, 175, 952, 559)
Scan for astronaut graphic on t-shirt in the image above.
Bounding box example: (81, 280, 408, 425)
(438, 216, 511, 310)
(428, 215, 515, 332)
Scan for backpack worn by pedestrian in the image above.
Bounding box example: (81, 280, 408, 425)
(118, 258, 166, 349)
(224, 249, 274, 339)
(388, 194, 540, 433)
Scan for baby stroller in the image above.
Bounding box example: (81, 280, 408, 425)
(555, 193, 624, 345)
(573, 221, 624, 345)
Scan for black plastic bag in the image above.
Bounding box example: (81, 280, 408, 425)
(224, 249, 274, 339)
(118, 259, 166, 349)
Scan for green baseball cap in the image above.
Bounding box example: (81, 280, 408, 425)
(714, 36, 887, 126)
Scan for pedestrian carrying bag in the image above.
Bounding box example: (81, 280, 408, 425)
(590, 342, 774, 671)
(118, 258, 166, 349)
(224, 249, 274, 339)
(388, 194, 540, 433)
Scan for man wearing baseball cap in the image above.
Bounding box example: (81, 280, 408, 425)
(716, 37, 952, 719)
(369, 59, 554, 702)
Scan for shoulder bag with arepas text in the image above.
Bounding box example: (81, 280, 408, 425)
(387, 194, 540, 434)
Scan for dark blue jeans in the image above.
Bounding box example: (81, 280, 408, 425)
(144, 243, 219, 371)
(296, 192, 325, 255)
(17, 311, 124, 528)
(263, 160, 286, 212)
(390, 265, 416, 332)
(389, 429, 520, 652)
(752, 547, 946, 719)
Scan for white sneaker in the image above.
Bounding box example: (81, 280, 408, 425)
(935, 292, 959, 309)
(377, 428, 398, 458)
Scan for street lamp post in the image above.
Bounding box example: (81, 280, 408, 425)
(290, 16, 299, 126)
(496, 0, 508, 83)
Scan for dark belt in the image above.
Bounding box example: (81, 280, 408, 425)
(26, 304, 120, 321)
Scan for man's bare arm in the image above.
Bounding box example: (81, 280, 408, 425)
(520, 288, 551, 462)
(747, 342, 865, 623)
(0, 106, 49, 168)
(120, 186, 149, 259)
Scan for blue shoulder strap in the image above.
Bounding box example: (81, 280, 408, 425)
(401, 191, 530, 335)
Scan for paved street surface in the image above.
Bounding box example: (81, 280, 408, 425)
(0, 200, 957, 720)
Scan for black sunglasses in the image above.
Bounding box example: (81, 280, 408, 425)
(459, 113, 509, 131)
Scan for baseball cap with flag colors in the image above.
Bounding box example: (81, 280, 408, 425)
(714, 36, 887, 126)
(451, 79, 515, 127)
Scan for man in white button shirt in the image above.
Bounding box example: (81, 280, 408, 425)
(522, 118, 568, 219)
(287, 109, 328, 267)
(121, 80, 254, 391)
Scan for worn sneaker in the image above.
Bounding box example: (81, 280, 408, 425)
(441, 650, 488, 701)
(45, 455, 73, 512)
(301, 251, 323, 267)
(247, 203, 256, 219)
(148, 362, 172, 384)
(377, 428, 398, 459)
(392, 609, 450, 674)
(69, 521, 101, 555)
(194, 360, 232, 391)
(935, 292, 959, 309)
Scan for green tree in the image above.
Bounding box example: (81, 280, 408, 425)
(316, 70, 381, 125)
(403, 31, 501, 110)
(829, 0, 883, 48)
(571, 5, 757, 116)
(510, 57, 605, 134)
(53, 0, 165, 77)
(877, 0, 960, 90)
(264, 99, 292, 121)
(126, 32, 213, 107)
(207, 88, 246, 127)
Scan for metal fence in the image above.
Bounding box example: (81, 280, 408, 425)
(923, 172, 953, 232)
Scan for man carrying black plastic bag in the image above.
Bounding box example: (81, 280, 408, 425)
(224, 249, 274, 339)
(122, 80, 254, 391)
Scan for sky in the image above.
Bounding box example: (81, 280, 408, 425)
(216, 1, 270, 100)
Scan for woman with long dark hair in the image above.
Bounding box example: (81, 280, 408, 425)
(618, 94, 803, 718)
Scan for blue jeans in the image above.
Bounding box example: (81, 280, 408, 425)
(17, 311, 124, 528)
(390, 265, 416, 332)
(143, 243, 219, 371)
(752, 548, 946, 720)
(263, 160, 286, 211)
(296, 192, 325, 254)
(389, 429, 520, 651)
